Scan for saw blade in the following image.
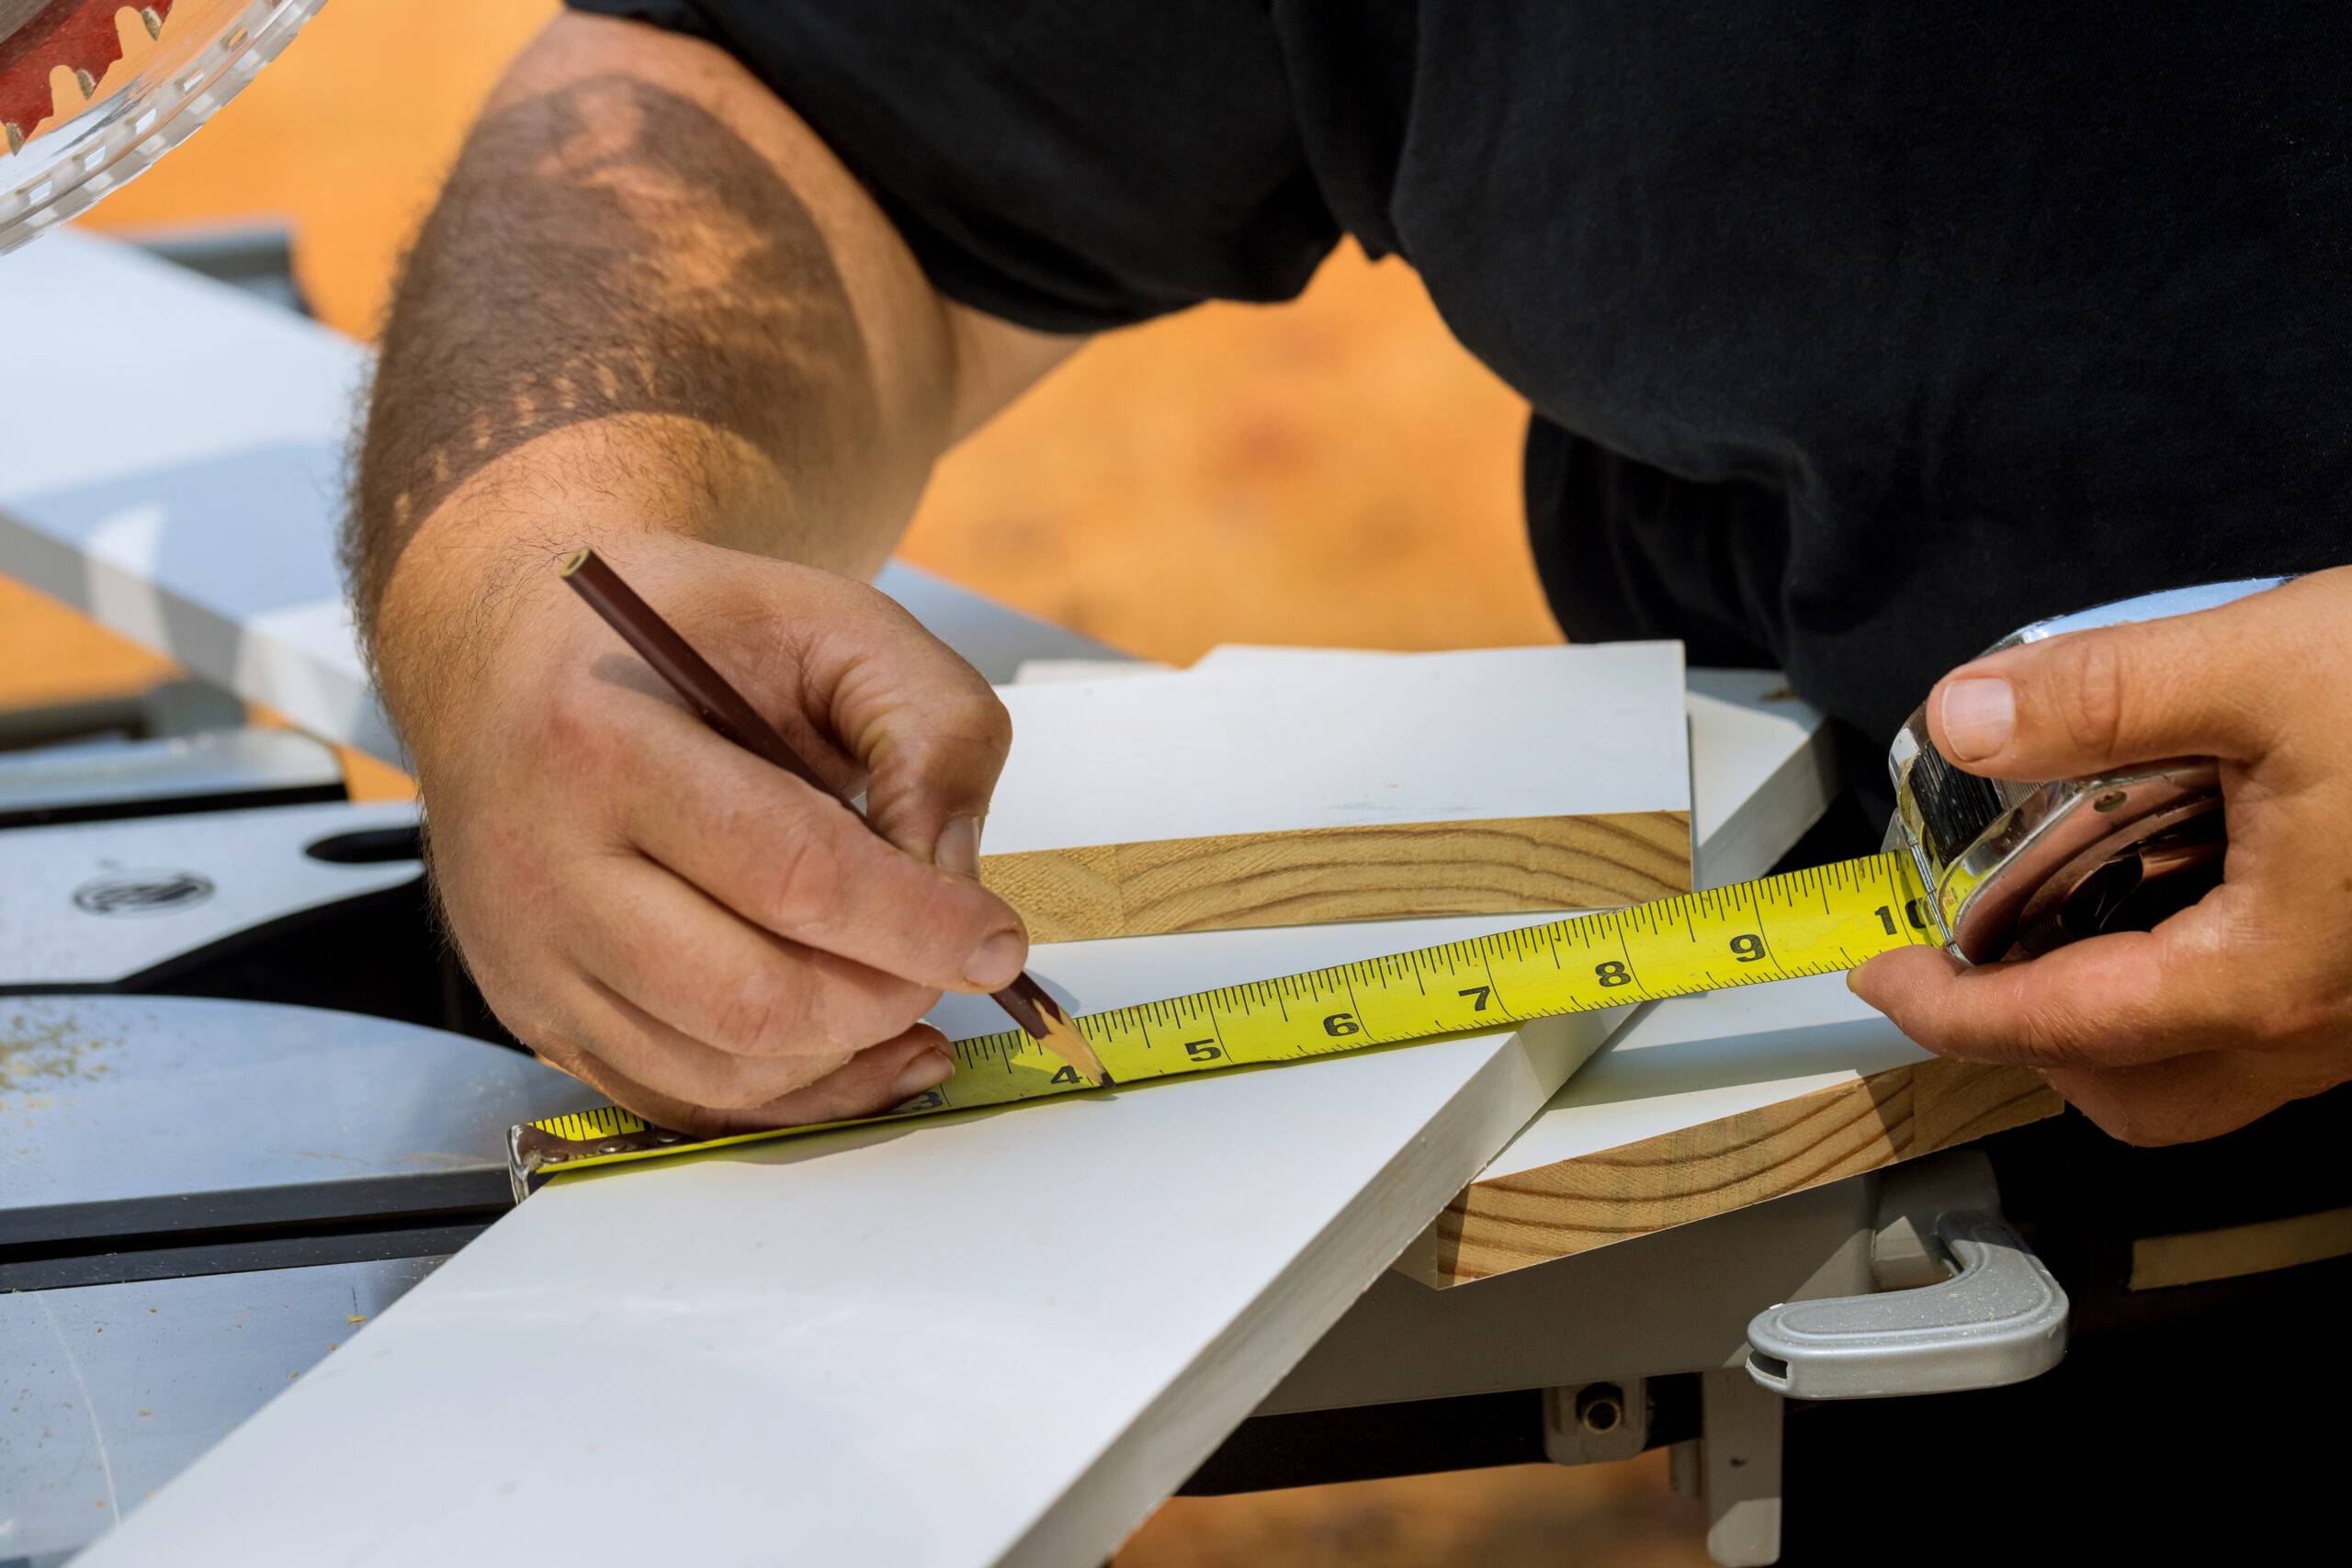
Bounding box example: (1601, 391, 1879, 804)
(0, 3, 172, 152)
(0, 0, 325, 255)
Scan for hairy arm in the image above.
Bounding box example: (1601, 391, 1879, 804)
(351, 12, 1069, 713)
(345, 14, 1081, 1130)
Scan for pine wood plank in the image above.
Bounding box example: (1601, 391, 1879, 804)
(1420, 1057, 2059, 1286)
(981, 809, 1691, 942)
(2128, 1204, 2352, 1292)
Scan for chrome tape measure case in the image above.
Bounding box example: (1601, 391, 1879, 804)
(1886, 578, 2282, 964)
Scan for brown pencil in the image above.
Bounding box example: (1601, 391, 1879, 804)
(559, 547, 1108, 1087)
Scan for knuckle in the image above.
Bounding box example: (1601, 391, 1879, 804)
(762, 807, 850, 932)
(2011, 1007, 2104, 1069)
(2266, 988, 2345, 1053)
(897, 690, 1014, 786)
(541, 678, 621, 765)
(699, 1068, 783, 1112)
(817, 980, 941, 1049)
(908, 886, 995, 968)
(2056, 637, 2132, 759)
(783, 967, 935, 1057)
(963, 689, 1014, 757)
(707, 1050, 839, 1111)
(707, 974, 814, 1057)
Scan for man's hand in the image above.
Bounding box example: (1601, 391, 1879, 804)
(411, 535, 1029, 1134)
(1852, 568, 2352, 1145)
(346, 14, 1080, 1129)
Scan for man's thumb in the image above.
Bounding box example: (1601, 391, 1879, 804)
(1927, 600, 2272, 780)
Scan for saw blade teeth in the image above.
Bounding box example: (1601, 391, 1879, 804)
(0, 0, 171, 156)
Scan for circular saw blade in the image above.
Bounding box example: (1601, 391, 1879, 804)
(0, 0, 329, 256)
(0, 3, 146, 148)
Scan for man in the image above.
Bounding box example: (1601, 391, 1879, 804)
(348, 3, 2348, 1145)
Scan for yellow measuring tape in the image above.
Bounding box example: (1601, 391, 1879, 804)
(509, 851, 1939, 1193)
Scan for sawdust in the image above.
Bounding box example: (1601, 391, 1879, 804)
(0, 1008, 120, 1094)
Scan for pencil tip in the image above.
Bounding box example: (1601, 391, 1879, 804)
(1044, 1006, 1110, 1087)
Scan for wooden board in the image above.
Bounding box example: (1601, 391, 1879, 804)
(982, 810, 1690, 941)
(1400, 976, 2062, 1288)
(2129, 1205, 2352, 1292)
(72, 665, 1833, 1568)
(979, 646, 1691, 940)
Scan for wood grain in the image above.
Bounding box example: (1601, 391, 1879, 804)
(1419, 1059, 2061, 1286)
(980, 810, 1690, 942)
(2129, 1204, 2352, 1292)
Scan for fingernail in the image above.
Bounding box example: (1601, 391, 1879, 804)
(1939, 676, 2015, 761)
(891, 1044, 954, 1101)
(935, 814, 983, 878)
(966, 929, 1026, 988)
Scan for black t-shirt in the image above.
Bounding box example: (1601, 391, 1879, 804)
(568, 0, 2346, 821)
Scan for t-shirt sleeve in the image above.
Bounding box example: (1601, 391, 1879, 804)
(562, 1, 1340, 333)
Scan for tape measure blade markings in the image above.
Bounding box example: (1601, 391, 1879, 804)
(510, 852, 1938, 1190)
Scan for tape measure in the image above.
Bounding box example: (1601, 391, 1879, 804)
(510, 577, 2288, 1196)
(509, 850, 1939, 1193)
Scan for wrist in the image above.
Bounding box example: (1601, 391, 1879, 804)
(364, 446, 673, 780)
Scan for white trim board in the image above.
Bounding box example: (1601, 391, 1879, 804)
(988, 642, 1687, 852)
(1176, 650, 1830, 912)
(74, 674, 1829, 1568)
(1002, 651, 1829, 905)
(0, 230, 1115, 759)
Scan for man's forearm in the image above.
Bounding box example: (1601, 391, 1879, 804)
(347, 19, 970, 735)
